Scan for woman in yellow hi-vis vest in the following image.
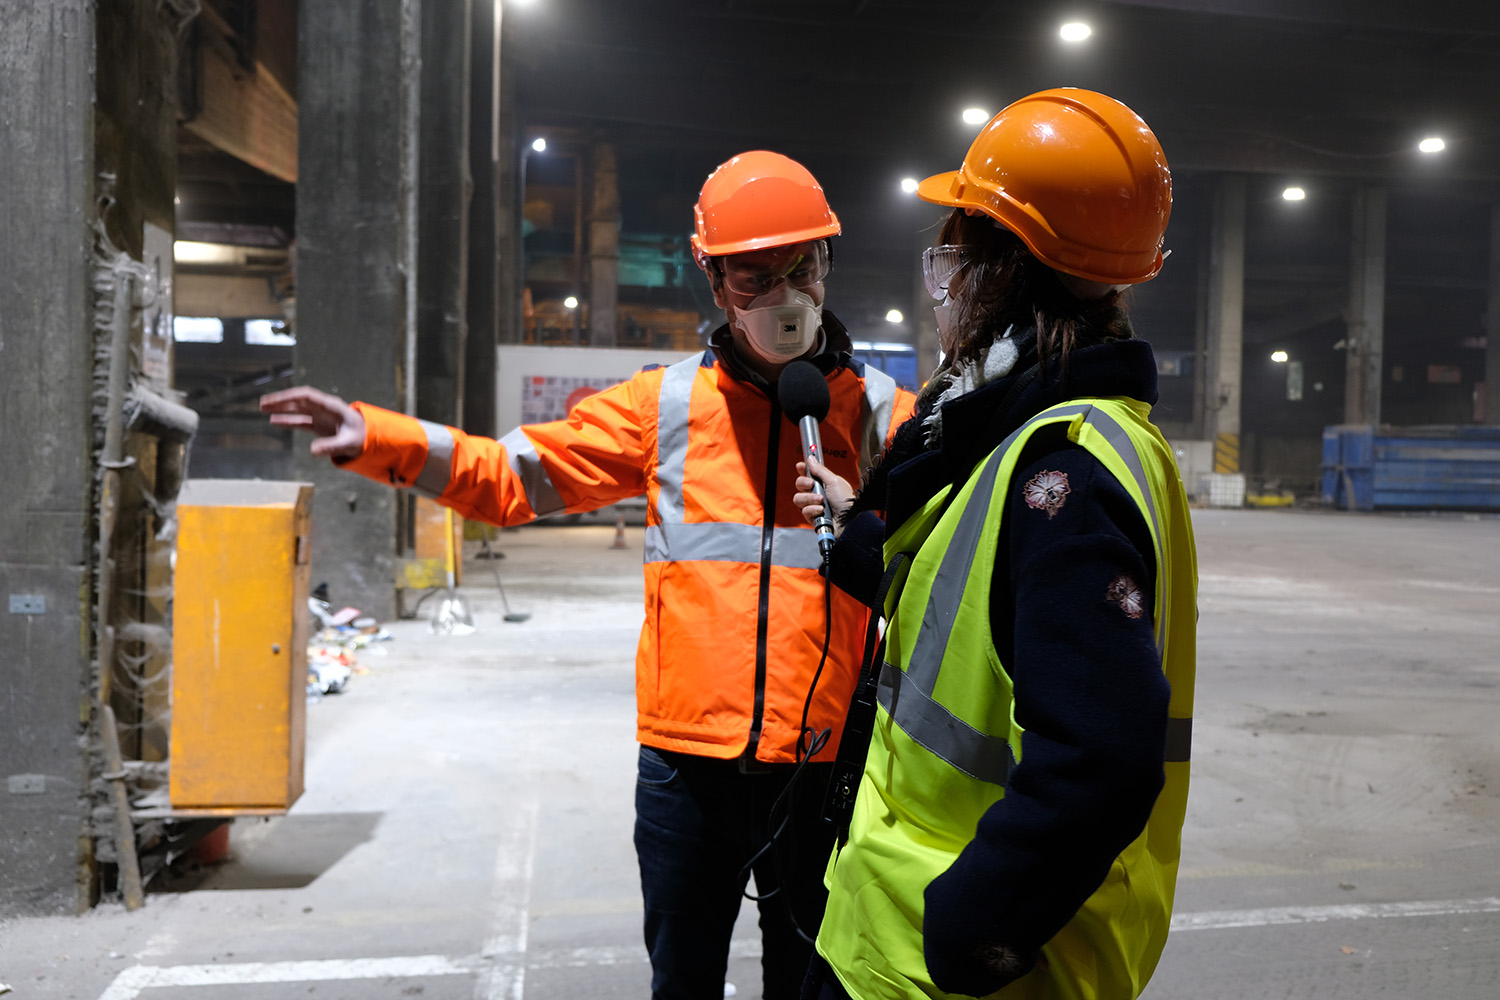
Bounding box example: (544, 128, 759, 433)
(793, 89, 1198, 1000)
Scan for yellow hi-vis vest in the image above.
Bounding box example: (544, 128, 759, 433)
(817, 397, 1198, 1000)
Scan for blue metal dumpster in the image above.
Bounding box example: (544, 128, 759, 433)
(1321, 425, 1500, 511)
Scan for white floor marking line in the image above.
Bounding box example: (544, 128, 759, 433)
(1172, 896, 1500, 931)
(475, 791, 541, 1000)
(537, 937, 762, 969)
(99, 956, 474, 1000)
(96, 896, 1500, 998)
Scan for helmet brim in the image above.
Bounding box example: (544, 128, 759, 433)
(691, 220, 841, 259)
(915, 169, 1163, 285)
(915, 170, 966, 209)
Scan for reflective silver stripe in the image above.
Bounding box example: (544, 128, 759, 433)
(1081, 409, 1163, 568)
(888, 403, 1093, 784)
(858, 364, 899, 470)
(655, 354, 702, 524)
(645, 522, 822, 569)
(414, 421, 456, 498)
(1080, 408, 1165, 650)
(902, 404, 1091, 693)
(878, 660, 1016, 785)
(1165, 716, 1192, 763)
(499, 427, 566, 517)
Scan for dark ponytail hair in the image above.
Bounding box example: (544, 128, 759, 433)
(937, 209, 1134, 373)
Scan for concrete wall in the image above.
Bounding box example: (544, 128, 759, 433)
(0, 1, 97, 917)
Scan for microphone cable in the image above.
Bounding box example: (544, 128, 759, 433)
(736, 550, 836, 947)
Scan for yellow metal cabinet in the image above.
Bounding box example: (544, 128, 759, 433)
(169, 480, 313, 813)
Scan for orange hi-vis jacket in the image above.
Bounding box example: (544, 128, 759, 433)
(342, 327, 917, 764)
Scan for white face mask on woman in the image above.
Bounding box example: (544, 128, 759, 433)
(733, 284, 823, 363)
(933, 293, 961, 355)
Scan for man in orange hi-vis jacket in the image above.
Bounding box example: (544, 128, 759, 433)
(262, 150, 917, 1000)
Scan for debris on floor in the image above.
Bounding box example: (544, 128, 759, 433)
(306, 585, 395, 698)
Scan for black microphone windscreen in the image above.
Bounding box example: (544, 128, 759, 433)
(778, 360, 830, 423)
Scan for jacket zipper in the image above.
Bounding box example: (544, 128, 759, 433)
(745, 399, 781, 762)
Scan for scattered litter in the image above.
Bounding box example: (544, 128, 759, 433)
(328, 606, 361, 627)
(1339, 946, 1356, 955)
(1338, 882, 1356, 891)
(304, 586, 398, 698)
(1, 983, 13, 995)
(308, 647, 353, 696)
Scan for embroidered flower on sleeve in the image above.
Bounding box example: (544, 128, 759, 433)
(1022, 469, 1071, 519)
(1106, 574, 1146, 619)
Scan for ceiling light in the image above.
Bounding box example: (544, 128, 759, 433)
(1282, 186, 1306, 201)
(885, 309, 904, 324)
(900, 177, 919, 194)
(962, 108, 990, 126)
(1418, 136, 1446, 154)
(1271, 350, 1289, 363)
(563, 295, 579, 310)
(531, 137, 547, 153)
(1059, 22, 1092, 42)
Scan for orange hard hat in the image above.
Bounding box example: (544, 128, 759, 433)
(917, 88, 1172, 284)
(691, 151, 841, 263)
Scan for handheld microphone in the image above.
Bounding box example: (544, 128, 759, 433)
(778, 361, 837, 560)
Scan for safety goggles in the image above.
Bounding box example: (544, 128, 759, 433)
(718, 241, 831, 297)
(922, 244, 974, 300)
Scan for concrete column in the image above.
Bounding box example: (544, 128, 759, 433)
(496, 49, 523, 349)
(1343, 185, 1388, 427)
(416, 0, 472, 427)
(0, 0, 97, 918)
(1485, 204, 1500, 425)
(588, 141, 620, 347)
(1191, 221, 1212, 439)
(1204, 175, 1246, 472)
(297, 0, 420, 620)
(463, 0, 500, 437)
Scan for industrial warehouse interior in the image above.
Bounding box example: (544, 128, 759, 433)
(3, 1, 1499, 998)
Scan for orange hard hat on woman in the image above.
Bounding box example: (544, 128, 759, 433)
(917, 88, 1171, 285)
(691, 150, 841, 263)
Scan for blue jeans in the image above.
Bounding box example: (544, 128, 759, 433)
(635, 746, 835, 1000)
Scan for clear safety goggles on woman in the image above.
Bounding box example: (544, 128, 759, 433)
(922, 244, 973, 300)
(717, 240, 832, 298)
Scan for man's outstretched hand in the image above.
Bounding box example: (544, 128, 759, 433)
(260, 386, 367, 460)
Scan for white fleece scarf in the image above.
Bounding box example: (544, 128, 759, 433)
(920, 325, 1020, 448)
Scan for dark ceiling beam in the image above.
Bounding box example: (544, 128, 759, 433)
(1097, 0, 1500, 37)
(182, 13, 298, 182)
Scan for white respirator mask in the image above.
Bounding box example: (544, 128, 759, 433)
(933, 292, 960, 347)
(733, 284, 823, 364)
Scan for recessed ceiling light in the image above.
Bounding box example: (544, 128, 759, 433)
(1060, 22, 1092, 42)
(885, 309, 904, 324)
(1282, 186, 1306, 201)
(531, 137, 547, 152)
(1271, 351, 1289, 363)
(900, 178, 919, 194)
(1418, 136, 1446, 154)
(563, 296, 578, 309)
(962, 108, 990, 126)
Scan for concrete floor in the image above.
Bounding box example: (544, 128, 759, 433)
(2, 509, 1499, 998)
